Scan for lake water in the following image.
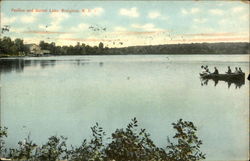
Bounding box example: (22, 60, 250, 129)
(0, 55, 249, 160)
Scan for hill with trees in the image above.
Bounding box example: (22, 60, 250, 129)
(108, 42, 250, 55)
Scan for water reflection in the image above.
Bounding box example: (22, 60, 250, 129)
(0, 59, 25, 73)
(200, 77, 245, 89)
(0, 59, 56, 73)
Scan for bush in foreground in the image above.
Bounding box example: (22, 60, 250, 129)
(0, 118, 205, 161)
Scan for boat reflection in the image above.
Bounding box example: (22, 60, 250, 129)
(200, 77, 245, 89)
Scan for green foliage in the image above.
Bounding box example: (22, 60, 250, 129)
(99, 42, 104, 50)
(1, 118, 206, 161)
(0, 37, 27, 56)
(68, 122, 106, 161)
(0, 127, 8, 157)
(35, 135, 68, 161)
(106, 118, 168, 161)
(166, 119, 206, 161)
(8, 134, 37, 160)
(38, 40, 108, 55)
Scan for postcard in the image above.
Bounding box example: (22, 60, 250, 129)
(0, 0, 249, 160)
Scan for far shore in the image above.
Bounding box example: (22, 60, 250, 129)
(1, 52, 250, 59)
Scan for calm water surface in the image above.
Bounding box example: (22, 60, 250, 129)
(0, 55, 249, 160)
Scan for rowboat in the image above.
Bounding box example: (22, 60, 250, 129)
(200, 72, 245, 80)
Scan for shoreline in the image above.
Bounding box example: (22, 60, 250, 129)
(1, 53, 249, 59)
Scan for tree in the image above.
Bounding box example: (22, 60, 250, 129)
(1, 37, 13, 54)
(14, 38, 24, 53)
(99, 42, 104, 50)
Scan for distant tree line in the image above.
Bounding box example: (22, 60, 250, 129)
(0, 36, 249, 56)
(0, 37, 108, 56)
(39, 41, 108, 55)
(109, 42, 250, 55)
(0, 118, 205, 161)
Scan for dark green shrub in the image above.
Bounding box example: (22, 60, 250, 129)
(166, 119, 206, 161)
(0, 127, 8, 158)
(8, 134, 37, 160)
(105, 118, 169, 161)
(36, 136, 68, 161)
(68, 122, 106, 161)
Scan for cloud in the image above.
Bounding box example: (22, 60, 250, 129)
(93, 7, 104, 16)
(148, 11, 160, 19)
(20, 15, 36, 23)
(39, 23, 61, 32)
(173, 37, 249, 43)
(82, 7, 104, 16)
(120, 7, 139, 18)
(183, 32, 239, 37)
(23, 30, 72, 34)
(193, 18, 207, 23)
(113, 31, 166, 36)
(218, 19, 229, 25)
(240, 13, 249, 21)
(181, 9, 188, 15)
(131, 23, 165, 32)
(19, 12, 40, 24)
(181, 8, 200, 15)
(131, 23, 155, 30)
(114, 26, 127, 32)
(209, 9, 224, 15)
(58, 38, 116, 42)
(23, 37, 43, 44)
(1, 13, 16, 25)
(38, 12, 70, 31)
(174, 32, 249, 43)
(70, 23, 89, 32)
(190, 8, 200, 14)
(50, 12, 70, 23)
(232, 6, 244, 13)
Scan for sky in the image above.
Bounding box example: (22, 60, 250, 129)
(0, 0, 249, 47)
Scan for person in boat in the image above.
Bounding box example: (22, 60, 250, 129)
(201, 65, 210, 74)
(238, 67, 243, 73)
(213, 67, 219, 74)
(203, 65, 210, 73)
(206, 68, 210, 73)
(234, 67, 239, 73)
(226, 66, 232, 74)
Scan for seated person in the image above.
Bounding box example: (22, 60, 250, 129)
(201, 65, 210, 74)
(234, 67, 239, 73)
(238, 67, 243, 73)
(213, 67, 219, 74)
(206, 68, 210, 73)
(226, 66, 232, 74)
